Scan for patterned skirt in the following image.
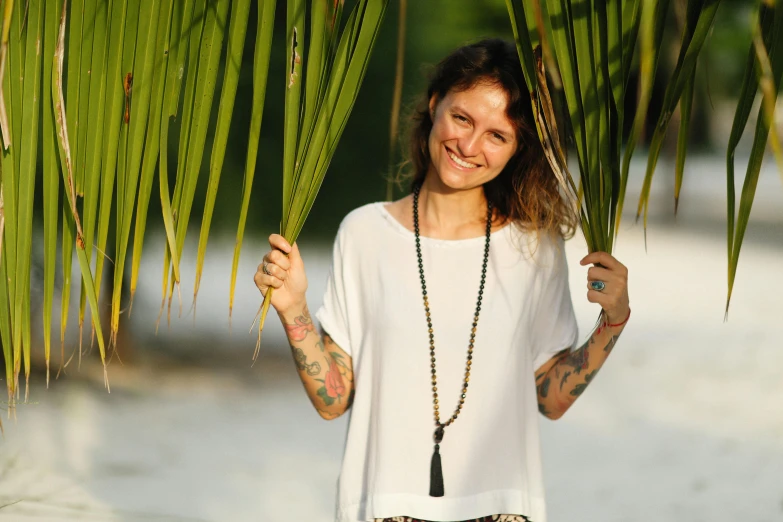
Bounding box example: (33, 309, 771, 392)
(375, 515, 533, 522)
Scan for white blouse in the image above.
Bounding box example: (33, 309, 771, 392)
(315, 202, 578, 522)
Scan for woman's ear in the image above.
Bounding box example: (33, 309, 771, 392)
(428, 94, 439, 119)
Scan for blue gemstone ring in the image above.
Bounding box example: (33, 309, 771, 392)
(590, 280, 606, 292)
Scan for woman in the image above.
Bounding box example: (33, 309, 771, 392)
(254, 39, 630, 522)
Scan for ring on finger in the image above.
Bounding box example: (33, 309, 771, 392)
(262, 260, 272, 276)
(590, 280, 606, 292)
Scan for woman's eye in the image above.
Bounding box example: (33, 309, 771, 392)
(452, 114, 468, 123)
(492, 133, 506, 143)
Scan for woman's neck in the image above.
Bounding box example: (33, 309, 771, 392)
(416, 175, 490, 239)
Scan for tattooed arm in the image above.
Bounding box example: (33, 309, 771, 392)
(534, 321, 624, 420)
(254, 234, 354, 420)
(278, 303, 355, 420)
(535, 250, 631, 420)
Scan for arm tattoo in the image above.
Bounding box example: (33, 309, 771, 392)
(559, 370, 571, 391)
(315, 356, 347, 406)
(604, 335, 618, 354)
(293, 346, 321, 376)
(316, 407, 340, 420)
(537, 377, 551, 398)
(537, 327, 624, 417)
(570, 369, 598, 397)
(284, 305, 315, 341)
(561, 340, 590, 374)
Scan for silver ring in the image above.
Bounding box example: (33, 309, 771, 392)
(262, 260, 271, 276)
(590, 280, 606, 292)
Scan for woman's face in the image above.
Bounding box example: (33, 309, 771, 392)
(427, 82, 518, 192)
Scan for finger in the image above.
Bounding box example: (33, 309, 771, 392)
(587, 266, 616, 282)
(263, 262, 288, 281)
(268, 234, 293, 255)
(587, 289, 611, 306)
(580, 251, 624, 271)
(268, 249, 292, 271)
(255, 272, 284, 290)
(586, 280, 620, 297)
(586, 279, 626, 301)
(253, 272, 268, 294)
(289, 241, 304, 269)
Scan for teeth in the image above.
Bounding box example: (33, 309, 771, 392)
(447, 150, 478, 169)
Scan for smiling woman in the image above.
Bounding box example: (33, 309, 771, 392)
(406, 39, 577, 243)
(254, 38, 631, 522)
(427, 83, 518, 189)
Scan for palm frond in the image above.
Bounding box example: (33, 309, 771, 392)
(229, 0, 276, 325)
(256, 0, 390, 357)
(725, 1, 783, 316)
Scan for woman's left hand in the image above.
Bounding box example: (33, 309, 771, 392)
(579, 251, 630, 325)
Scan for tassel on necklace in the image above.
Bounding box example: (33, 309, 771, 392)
(429, 443, 444, 497)
(429, 426, 445, 497)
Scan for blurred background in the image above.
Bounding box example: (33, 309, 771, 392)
(2, 0, 783, 520)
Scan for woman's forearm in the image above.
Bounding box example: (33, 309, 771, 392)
(536, 321, 625, 420)
(278, 302, 354, 420)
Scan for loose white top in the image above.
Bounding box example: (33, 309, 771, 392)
(315, 202, 578, 522)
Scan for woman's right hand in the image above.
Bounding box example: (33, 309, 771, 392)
(254, 234, 308, 315)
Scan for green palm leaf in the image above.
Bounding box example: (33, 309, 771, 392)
(77, 0, 110, 353)
(229, 0, 276, 324)
(91, 0, 130, 339)
(110, 0, 161, 348)
(725, 2, 783, 315)
(255, 0, 389, 358)
(16, 0, 44, 399)
(674, 68, 696, 215)
(52, 0, 109, 389)
(615, 0, 671, 238)
(129, 0, 176, 315)
(636, 0, 721, 238)
(41, 0, 63, 385)
(193, 0, 253, 314)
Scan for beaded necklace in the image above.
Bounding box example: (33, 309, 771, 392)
(412, 184, 492, 497)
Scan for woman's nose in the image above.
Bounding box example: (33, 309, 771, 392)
(456, 131, 480, 158)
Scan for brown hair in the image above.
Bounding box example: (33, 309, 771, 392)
(403, 38, 576, 240)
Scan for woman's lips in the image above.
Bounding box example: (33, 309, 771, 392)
(444, 146, 479, 170)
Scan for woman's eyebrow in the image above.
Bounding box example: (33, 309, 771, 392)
(451, 104, 513, 139)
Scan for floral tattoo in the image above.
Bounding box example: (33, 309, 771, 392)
(315, 357, 347, 405)
(293, 347, 321, 376)
(285, 305, 316, 341)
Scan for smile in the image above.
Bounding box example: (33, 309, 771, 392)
(446, 148, 479, 169)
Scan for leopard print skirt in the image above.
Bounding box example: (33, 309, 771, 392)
(375, 515, 533, 522)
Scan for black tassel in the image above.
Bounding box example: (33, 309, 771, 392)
(429, 443, 444, 497)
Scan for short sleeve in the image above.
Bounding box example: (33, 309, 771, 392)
(315, 225, 353, 356)
(531, 237, 579, 370)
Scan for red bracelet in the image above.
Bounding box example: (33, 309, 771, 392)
(606, 308, 631, 328)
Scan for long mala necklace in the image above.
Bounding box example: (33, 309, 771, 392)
(413, 183, 492, 497)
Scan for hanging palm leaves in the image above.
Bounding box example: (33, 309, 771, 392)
(254, 0, 389, 357)
(506, 0, 781, 312)
(724, 1, 783, 315)
(507, 0, 652, 256)
(0, 0, 391, 418)
(636, 0, 721, 239)
(227, 0, 276, 327)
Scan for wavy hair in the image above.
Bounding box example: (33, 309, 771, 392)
(401, 38, 576, 240)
